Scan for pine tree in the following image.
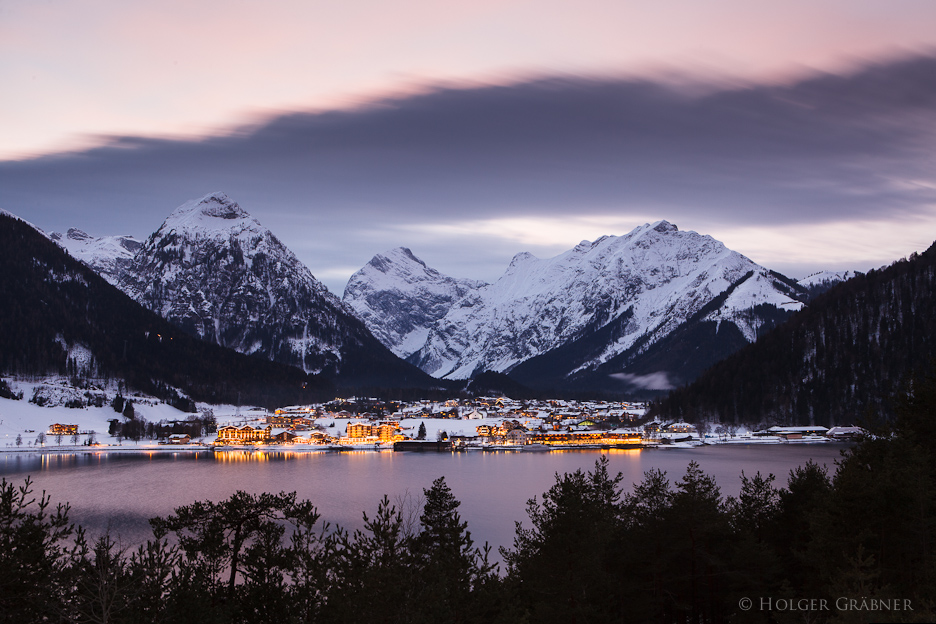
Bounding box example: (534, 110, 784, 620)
(0, 477, 82, 622)
(410, 477, 481, 621)
(503, 456, 625, 622)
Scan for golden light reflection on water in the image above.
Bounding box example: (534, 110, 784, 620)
(209, 448, 410, 463)
(211, 449, 335, 463)
(27, 446, 641, 471)
(605, 448, 642, 456)
(213, 450, 273, 463)
(520, 447, 642, 455)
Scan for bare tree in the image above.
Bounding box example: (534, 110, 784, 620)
(394, 488, 426, 541)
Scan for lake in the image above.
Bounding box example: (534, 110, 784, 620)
(0, 444, 849, 561)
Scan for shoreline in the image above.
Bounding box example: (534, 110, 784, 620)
(0, 436, 852, 456)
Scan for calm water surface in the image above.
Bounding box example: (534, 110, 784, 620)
(0, 445, 849, 558)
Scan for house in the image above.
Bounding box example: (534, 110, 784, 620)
(167, 434, 191, 445)
(307, 431, 332, 445)
(293, 431, 332, 444)
(49, 424, 78, 436)
(271, 429, 299, 444)
(505, 429, 526, 445)
(267, 414, 313, 428)
(666, 422, 697, 434)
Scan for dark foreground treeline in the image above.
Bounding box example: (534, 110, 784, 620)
(3, 374, 936, 623)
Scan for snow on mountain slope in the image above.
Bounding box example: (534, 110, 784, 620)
(346, 221, 806, 380)
(49, 228, 141, 285)
(118, 192, 387, 376)
(798, 270, 857, 288)
(343, 247, 487, 358)
(703, 270, 803, 342)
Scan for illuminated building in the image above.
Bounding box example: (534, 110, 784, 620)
(346, 422, 372, 438)
(49, 424, 78, 436)
(216, 425, 272, 444)
(346, 420, 399, 442)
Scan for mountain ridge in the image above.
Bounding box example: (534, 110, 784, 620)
(344, 220, 808, 392)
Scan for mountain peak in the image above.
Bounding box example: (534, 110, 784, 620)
(509, 251, 537, 267)
(163, 192, 258, 233)
(193, 192, 247, 219)
(66, 228, 93, 241)
(370, 247, 427, 272)
(651, 220, 678, 233)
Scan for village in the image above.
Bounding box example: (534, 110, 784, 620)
(34, 395, 864, 453)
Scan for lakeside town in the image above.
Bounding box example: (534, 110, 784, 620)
(16, 394, 865, 454)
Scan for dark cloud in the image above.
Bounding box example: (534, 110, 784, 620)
(2, 55, 935, 289)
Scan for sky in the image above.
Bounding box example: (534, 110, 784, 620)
(2, 0, 936, 295)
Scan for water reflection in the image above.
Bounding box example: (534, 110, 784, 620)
(214, 450, 273, 463)
(599, 448, 641, 456)
(41, 453, 80, 470)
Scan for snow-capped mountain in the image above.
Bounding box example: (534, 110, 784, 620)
(344, 221, 806, 388)
(49, 228, 141, 285)
(118, 192, 433, 386)
(0, 209, 337, 408)
(343, 247, 487, 358)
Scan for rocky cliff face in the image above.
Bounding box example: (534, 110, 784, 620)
(344, 221, 806, 387)
(343, 246, 487, 359)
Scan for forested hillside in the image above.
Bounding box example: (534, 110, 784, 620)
(652, 241, 936, 426)
(0, 213, 334, 408)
